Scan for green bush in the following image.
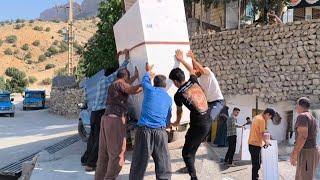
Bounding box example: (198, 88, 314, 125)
(38, 55, 46, 62)
(26, 59, 33, 64)
(58, 29, 63, 34)
(47, 46, 59, 55)
(53, 40, 59, 46)
(14, 24, 24, 29)
(14, 49, 20, 55)
(15, 19, 25, 23)
(45, 64, 56, 70)
(33, 26, 43, 31)
(45, 27, 51, 32)
(55, 67, 67, 76)
(4, 48, 13, 55)
(28, 76, 37, 84)
(42, 78, 52, 85)
(12, 44, 16, 47)
(21, 43, 29, 51)
(24, 52, 32, 60)
(32, 40, 40, 46)
(6, 35, 17, 43)
(0, 39, 3, 47)
(5, 67, 26, 79)
(0, 76, 6, 90)
(44, 51, 52, 57)
(59, 41, 68, 53)
(73, 41, 83, 54)
(52, 20, 60, 23)
(29, 20, 34, 23)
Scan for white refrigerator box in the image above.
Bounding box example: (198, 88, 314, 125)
(114, 0, 191, 123)
(262, 140, 279, 180)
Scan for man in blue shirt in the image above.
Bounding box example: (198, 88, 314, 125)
(129, 63, 172, 180)
(81, 50, 138, 171)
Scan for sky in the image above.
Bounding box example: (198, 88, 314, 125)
(0, 0, 83, 21)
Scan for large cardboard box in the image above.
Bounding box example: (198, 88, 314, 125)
(114, 0, 191, 123)
(262, 140, 279, 180)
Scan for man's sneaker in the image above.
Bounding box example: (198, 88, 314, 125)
(227, 163, 236, 167)
(84, 166, 96, 172)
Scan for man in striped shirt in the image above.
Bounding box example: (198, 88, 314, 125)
(81, 50, 138, 171)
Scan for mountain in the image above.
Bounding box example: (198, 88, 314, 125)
(40, 2, 81, 21)
(78, 0, 103, 18)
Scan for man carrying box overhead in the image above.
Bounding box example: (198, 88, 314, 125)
(129, 63, 172, 180)
(81, 50, 131, 172)
(95, 50, 142, 180)
(169, 50, 210, 180)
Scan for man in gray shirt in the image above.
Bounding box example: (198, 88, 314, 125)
(224, 107, 242, 166)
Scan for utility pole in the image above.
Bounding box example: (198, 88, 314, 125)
(67, 0, 74, 76)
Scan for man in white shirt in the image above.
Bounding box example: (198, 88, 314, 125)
(187, 51, 225, 140)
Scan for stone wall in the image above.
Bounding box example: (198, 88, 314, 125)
(49, 88, 84, 118)
(190, 20, 320, 104)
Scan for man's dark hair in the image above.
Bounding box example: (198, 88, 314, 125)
(169, 68, 185, 83)
(105, 67, 118, 76)
(246, 117, 250, 120)
(233, 107, 240, 112)
(154, 75, 167, 88)
(117, 68, 129, 79)
(263, 108, 276, 120)
(297, 97, 311, 109)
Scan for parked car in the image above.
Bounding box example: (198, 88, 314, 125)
(0, 91, 15, 117)
(77, 102, 91, 142)
(23, 90, 46, 110)
(78, 70, 105, 142)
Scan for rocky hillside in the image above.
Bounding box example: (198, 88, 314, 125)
(40, 2, 81, 21)
(0, 19, 97, 90)
(79, 0, 103, 18)
(40, 0, 103, 20)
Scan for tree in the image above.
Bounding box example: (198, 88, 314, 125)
(78, 0, 123, 77)
(5, 67, 28, 93)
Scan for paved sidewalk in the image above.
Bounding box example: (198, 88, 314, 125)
(32, 139, 221, 180)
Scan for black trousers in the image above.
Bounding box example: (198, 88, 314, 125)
(225, 135, 237, 164)
(81, 109, 105, 167)
(129, 126, 171, 180)
(183, 120, 211, 178)
(249, 144, 262, 180)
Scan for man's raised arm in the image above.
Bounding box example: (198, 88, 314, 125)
(187, 50, 210, 75)
(175, 49, 196, 75)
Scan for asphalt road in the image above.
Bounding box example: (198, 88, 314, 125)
(0, 98, 78, 168)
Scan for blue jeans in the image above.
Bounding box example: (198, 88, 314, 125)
(208, 100, 224, 121)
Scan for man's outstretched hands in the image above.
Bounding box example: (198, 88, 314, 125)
(145, 63, 155, 79)
(175, 49, 184, 62)
(186, 50, 196, 60)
